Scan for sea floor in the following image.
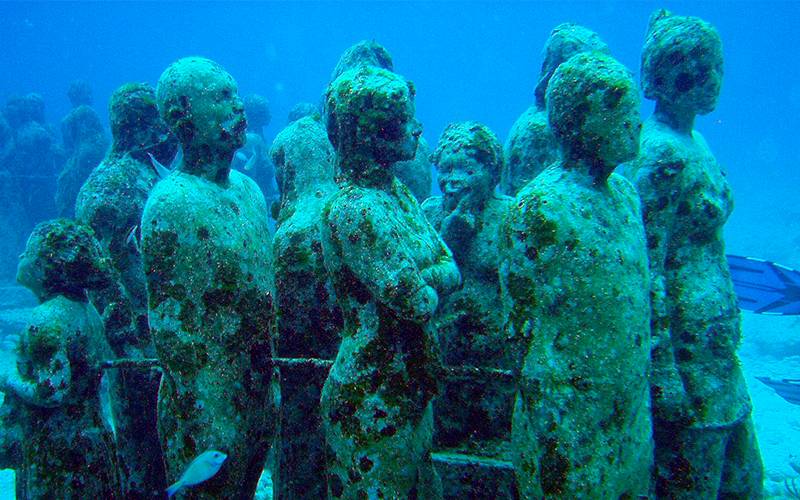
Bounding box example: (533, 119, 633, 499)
(0, 284, 797, 498)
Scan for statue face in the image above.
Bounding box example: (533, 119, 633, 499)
(438, 156, 493, 212)
(211, 80, 248, 151)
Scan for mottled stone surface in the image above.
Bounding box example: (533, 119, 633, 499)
(270, 115, 341, 499)
(422, 122, 514, 455)
(321, 66, 460, 499)
(143, 57, 278, 499)
(75, 81, 176, 499)
(331, 40, 433, 202)
(502, 23, 609, 196)
(626, 10, 763, 498)
(501, 52, 652, 498)
(0, 219, 119, 498)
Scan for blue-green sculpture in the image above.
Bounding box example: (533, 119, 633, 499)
(320, 66, 460, 499)
(422, 121, 514, 452)
(0, 219, 119, 498)
(501, 52, 653, 498)
(625, 10, 764, 497)
(76, 81, 177, 499)
(142, 57, 278, 499)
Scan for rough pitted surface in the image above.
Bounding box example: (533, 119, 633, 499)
(423, 122, 514, 454)
(331, 40, 432, 202)
(0, 219, 118, 498)
(143, 57, 278, 499)
(502, 23, 609, 196)
(270, 115, 341, 499)
(641, 10, 724, 116)
(501, 52, 652, 498)
(626, 10, 763, 498)
(75, 81, 176, 499)
(321, 66, 459, 499)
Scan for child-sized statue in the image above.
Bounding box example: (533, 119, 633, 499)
(501, 52, 652, 498)
(321, 66, 461, 499)
(76, 82, 177, 499)
(422, 122, 514, 452)
(142, 57, 278, 499)
(626, 10, 763, 497)
(0, 219, 119, 498)
(502, 23, 610, 196)
(270, 114, 342, 499)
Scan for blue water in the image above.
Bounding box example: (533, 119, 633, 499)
(1, 1, 800, 497)
(2, 1, 799, 257)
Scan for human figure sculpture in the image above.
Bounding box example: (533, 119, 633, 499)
(501, 52, 652, 498)
(330, 40, 433, 202)
(142, 57, 278, 499)
(502, 23, 610, 196)
(421, 122, 514, 451)
(2, 93, 64, 246)
(626, 10, 763, 497)
(56, 102, 108, 217)
(270, 115, 342, 499)
(233, 94, 277, 203)
(76, 82, 177, 499)
(0, 219, 119, 498)
(321, 66, 460, 499)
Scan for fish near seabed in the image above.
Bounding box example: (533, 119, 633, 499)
(166, 450, 228, 498)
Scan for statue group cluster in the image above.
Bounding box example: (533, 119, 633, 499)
(0, 9, 765, 500)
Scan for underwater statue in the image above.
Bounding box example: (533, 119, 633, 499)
(75, 81, 177, 499)
(421, 121, 515, 452)
(56, 85, 108, 218)
(287, 101, 319, 124)
(331, 40, 433, 202)
(502, 23, 610, 196)
(270, 114, 342, 499)
(501, 52, 653, 498)
(321, 66, 461, 499)
(142, 56, 279, 499)
(232, 94, 277, 203)
(2, 93, 64, 253)
(0, 219, 119, 499)
(625, 10, 763, 497)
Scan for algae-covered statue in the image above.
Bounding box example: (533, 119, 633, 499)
(321, 66, 461, 499)
(422, 122, 514, 452)
(76, 81, 177, 498)
(56, 95, 108, 218)
(270, 114, 342, 499)
(142, 57, 278, 499)
(625, 10, 763, 497)
(502, 23, 610, 196)
(0, 219, 119, 498)
(501, 52, 652, 498)
(331, 40, 433, 202)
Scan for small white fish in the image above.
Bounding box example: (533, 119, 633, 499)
(166, 450, 227, 498)
(126, 225, 140, 253)
(148, 152, 173, 180)
(235, 151, 248, 162)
